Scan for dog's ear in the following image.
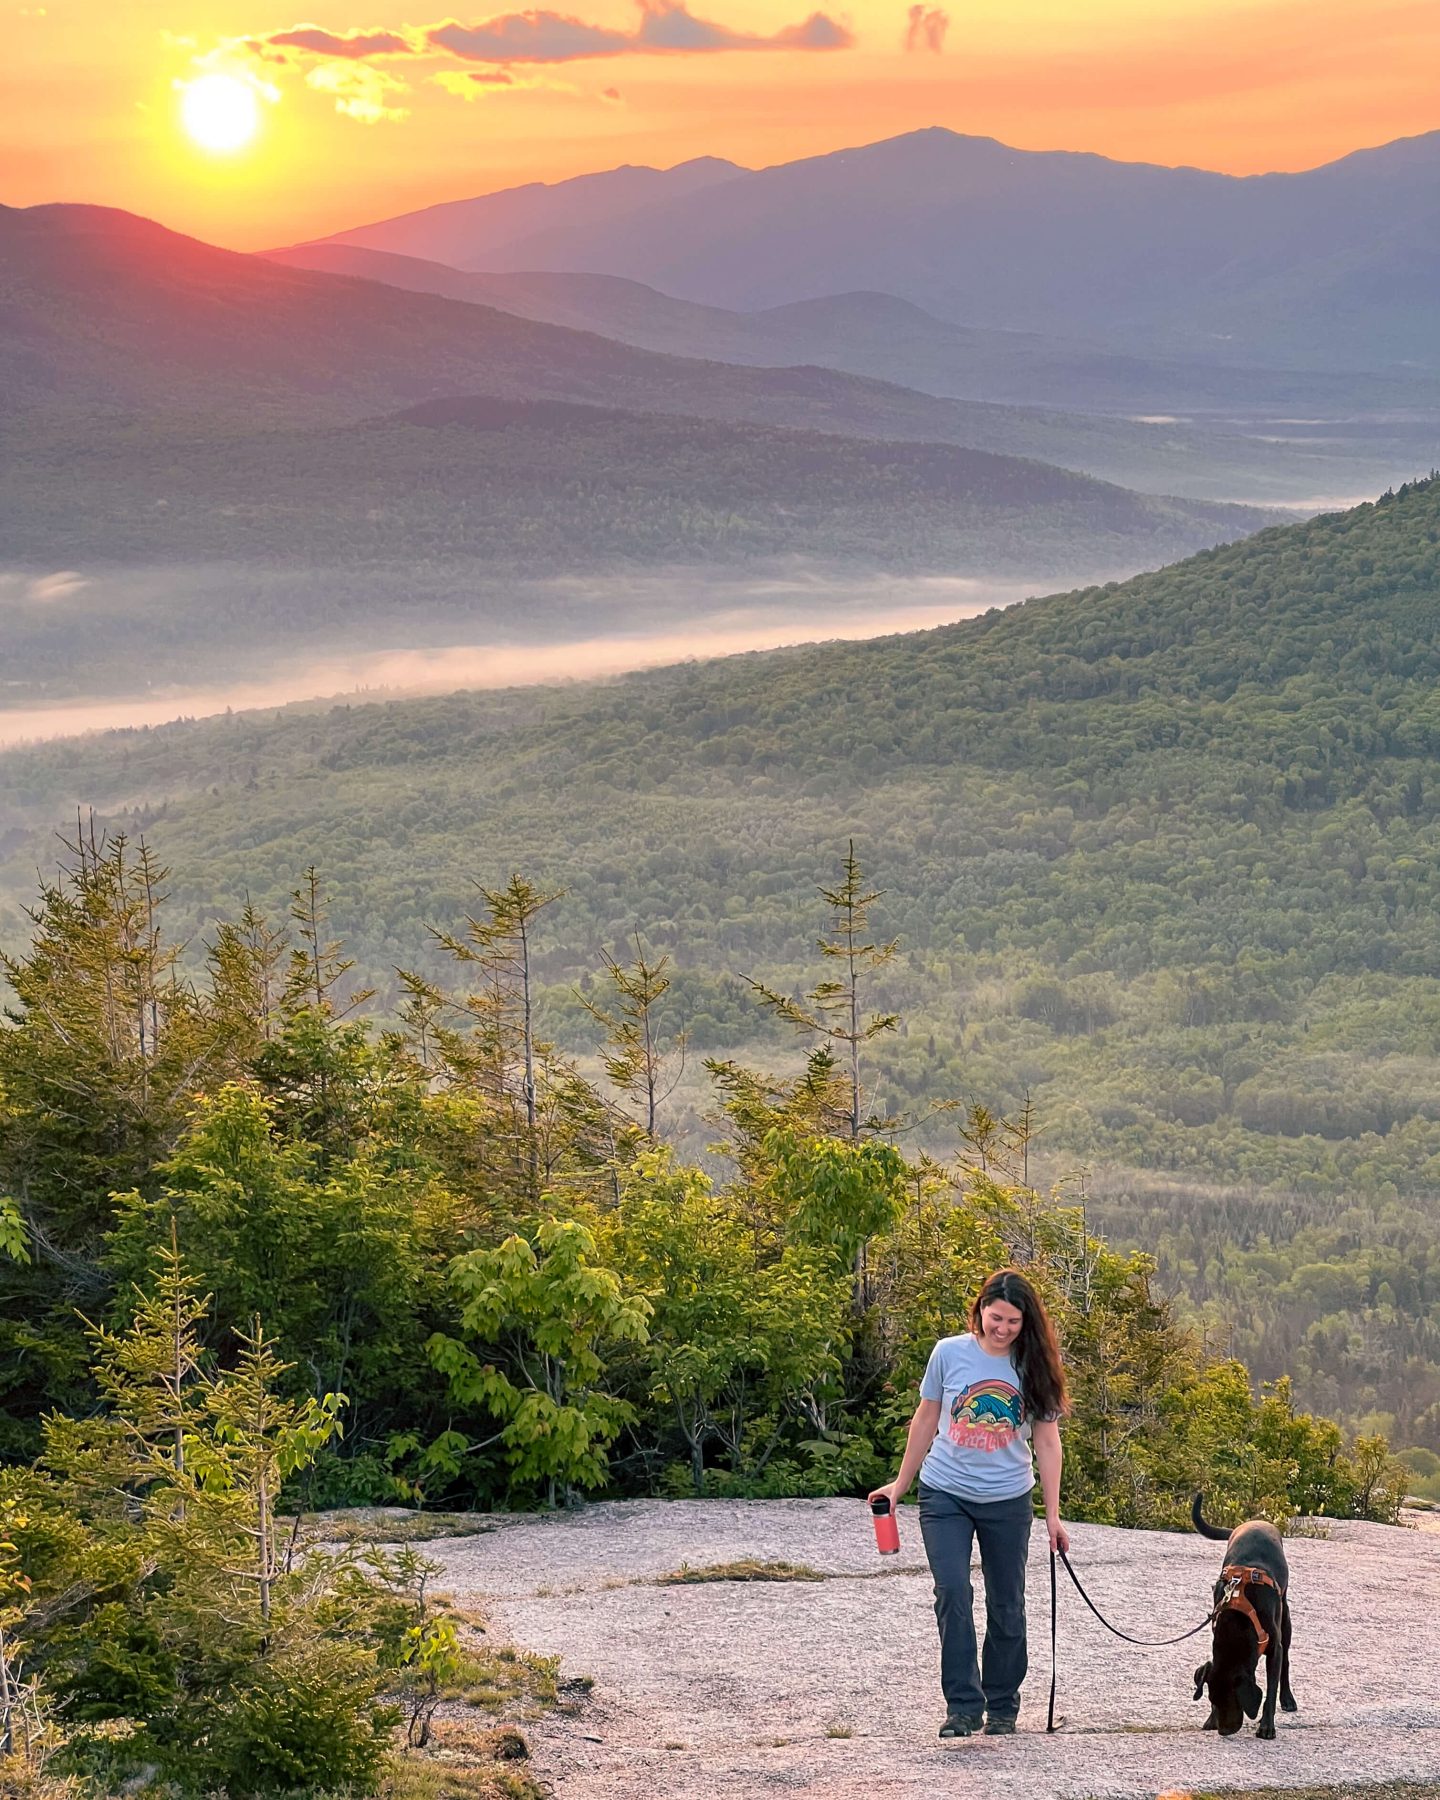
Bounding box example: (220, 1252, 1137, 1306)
(1193, 1661, 1212, 1700)
(1241, 1677, 1262, 1719)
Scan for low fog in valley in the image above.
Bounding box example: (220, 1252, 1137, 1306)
(0, 564, 1122, 742)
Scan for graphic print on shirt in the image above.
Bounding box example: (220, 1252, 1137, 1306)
(948, 1376, 1025, 1453)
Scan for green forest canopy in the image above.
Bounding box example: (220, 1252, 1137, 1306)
(0, 397, 1264, 573)
(1, 475, 1438, 1454)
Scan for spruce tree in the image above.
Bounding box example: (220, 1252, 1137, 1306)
(749, 842, 898, 1142)
(578, 932, 687, 1139)
(0, 828, 218, 1448)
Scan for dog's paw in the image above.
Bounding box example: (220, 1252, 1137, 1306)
(1281, 1696, 1298, 1713)
(1256, 1721, 1276, 1740)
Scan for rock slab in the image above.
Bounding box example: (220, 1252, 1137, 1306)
(419, 1498, 1440, 1798)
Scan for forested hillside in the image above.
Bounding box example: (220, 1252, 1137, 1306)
(2, 478, 1438, 1453)
(0, 394, 1271, 702)
(0, 396, 1264, 574)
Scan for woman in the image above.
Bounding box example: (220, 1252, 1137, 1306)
(869, 1267, 1070, 1738)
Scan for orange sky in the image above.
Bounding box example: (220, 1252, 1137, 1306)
(5, 0, 1437, 249)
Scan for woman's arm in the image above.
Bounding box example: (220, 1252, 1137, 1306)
(1032, 1418, 1069, 1552)
(869, 1396, 942, 1507)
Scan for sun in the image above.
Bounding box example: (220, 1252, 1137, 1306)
(180, 73, 261, 154)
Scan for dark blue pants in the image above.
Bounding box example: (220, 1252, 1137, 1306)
(917, 1483, 1034, 1719)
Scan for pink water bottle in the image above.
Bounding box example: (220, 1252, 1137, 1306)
(871, 1494, 900, 1555)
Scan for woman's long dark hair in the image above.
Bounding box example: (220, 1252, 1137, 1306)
(969, 1268, 1070, 1423)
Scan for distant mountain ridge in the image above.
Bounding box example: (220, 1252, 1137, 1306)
(2, 201, 1375, 504)
(309, 126, 1440, 370)
(268, 239, 1440, 429)
(312, 156, 745, 267)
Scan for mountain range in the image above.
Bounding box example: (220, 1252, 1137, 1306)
(269, 240, 1440, 426)
(312, 127, 1440, 371)
(5, 128, 1440, 709)
(311, 155, 744, 269)
(1, 199, 1376, 506)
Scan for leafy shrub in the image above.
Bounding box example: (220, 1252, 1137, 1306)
(159, 1638, 395, 1797)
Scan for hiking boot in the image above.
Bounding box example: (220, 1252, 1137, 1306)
(983, 1714, 1018, 1736)
(938, 1710, 983, 1738)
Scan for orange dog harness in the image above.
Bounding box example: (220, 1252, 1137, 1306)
(1217, 1563, 1284, 1654)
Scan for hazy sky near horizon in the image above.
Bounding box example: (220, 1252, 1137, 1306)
(8, 0, 1437, 248)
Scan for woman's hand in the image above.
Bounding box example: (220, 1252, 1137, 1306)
(868, 1481, 903, 1511)
(1047, 1517, 1070, 1554)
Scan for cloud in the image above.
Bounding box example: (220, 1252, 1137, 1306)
(266, 25, 418, 56)
(428, 1, 854, 64)
(233, 0, 850, 116)
(904, 3, 947, 51)
(428, 11, 629, 61)
(189, 39, 285, 98)
(634, 2, 738, 49)
(306, 59, 411, 119)
(600, 82, 623, 101)
(771, 10, 852, 46)
(433, 65, 519, 94)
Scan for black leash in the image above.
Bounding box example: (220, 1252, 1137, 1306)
(1047, 1548, 1061, 1731)
(1057, 1547, 1218, 1647)
(1047, 1548, 1217, 1733)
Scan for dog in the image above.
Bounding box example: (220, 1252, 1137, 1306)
(1191, 1494, 1297, 1738)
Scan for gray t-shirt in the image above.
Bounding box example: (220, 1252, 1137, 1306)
(917, 1332, 1039, 1502)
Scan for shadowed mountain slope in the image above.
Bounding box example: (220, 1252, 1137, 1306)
(1, 200, 1373, 504)
(0, 391, 1270, 580)
(0, 200, 1096, 446)
(268, 240, 1440, 421)
(0, 200, 953, 433)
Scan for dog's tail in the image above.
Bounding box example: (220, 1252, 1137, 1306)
(1191, 1492, 1231, 1540)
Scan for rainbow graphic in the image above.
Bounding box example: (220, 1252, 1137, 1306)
(948, 1378, 1024, 1452)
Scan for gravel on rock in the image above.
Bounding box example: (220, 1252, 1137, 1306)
(414, 1498, 1440, 1799)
